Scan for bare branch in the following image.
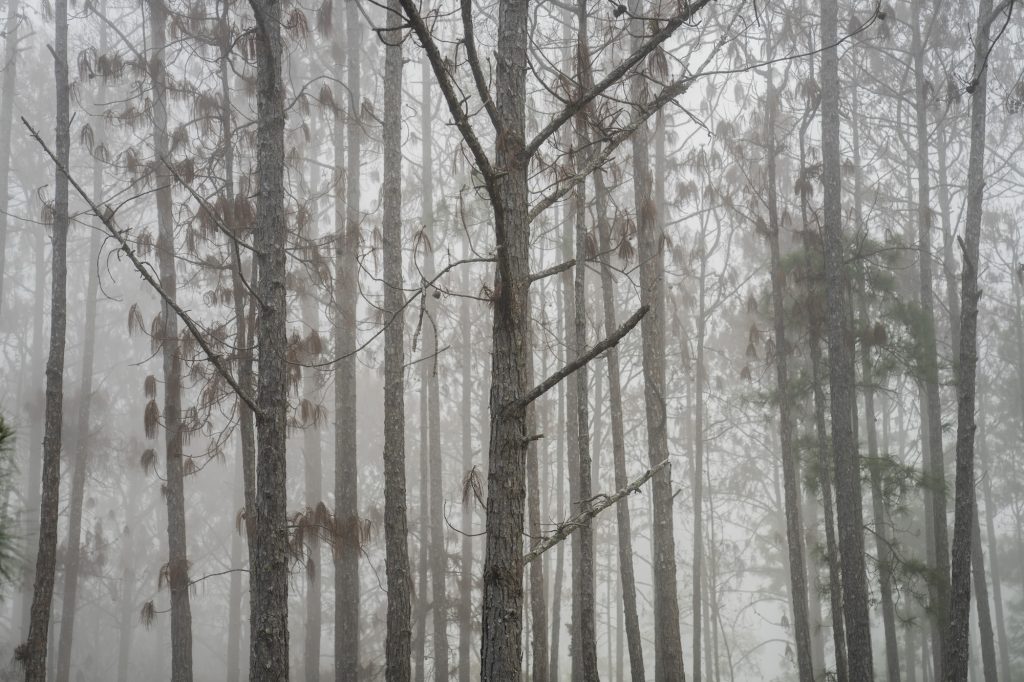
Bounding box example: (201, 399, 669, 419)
(23, 117, 261, 416)
(528, 258, 576, 282)
(461, 0, 500, 129)
(523, 0, 713, 159)
(524, 458, 670, 564)
(514, 304, 647, 410)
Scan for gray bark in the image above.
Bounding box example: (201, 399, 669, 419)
(23, 0, 69, 675)
(382, 6, 412, 678)
(821, 0, 873, 675)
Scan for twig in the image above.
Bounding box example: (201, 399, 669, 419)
(524, 458, 670, 564)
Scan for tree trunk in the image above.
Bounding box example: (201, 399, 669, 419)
(595, 168, 645, 682)
(148, 3, 194, 678)
(382, 5, 412, 677)
(478, 0, 533, 673)
(0, 0, 19, 316)
(943, 0, 997, 677)
(526, 292, 548, 679)
(53, 92, 105, 682)
(334, 0, 360, 674)
(765, 56, 813, 681)
(458, 234, 474, 682)
(249, 0, 290, 675)
(23, 0, 69, 675)
(976, 398, 1010, 680)
(820, 0, 873, 676)
(629, 4, 685, 679)
(911, 3, 951, 672)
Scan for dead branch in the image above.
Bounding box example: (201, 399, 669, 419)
(524, 458, 670, 564)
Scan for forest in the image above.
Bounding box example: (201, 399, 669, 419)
(0, 0, 1020, 678)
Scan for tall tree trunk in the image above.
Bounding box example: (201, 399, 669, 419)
(550, 278, 566, 682)
(595, 169, 645, 682)
(821, 0, 873, 674)
(23, 0, 69, 674)
(629, 3, 685, 679)
(420, 52, 449, 682)
(0, 0, 18, 316)
(334, 0, 361, 674)
(458, 235, 474, 682)
(249, 0, 290, 675)
(911, 3, 951, 672)
(478, 0, 533, 672)
(381, 5, 412, 677)
(765, 56, 813, 682)
(692, 234, 707, 682)
(53, 95, 105, 682)
(943, 0, 999, 677)
(977, 396, 1010, 680)
(148, 3, 194, 678)
(572, 6, 598, 674)
(526, 291, 548, 679)
(301, 225, 323, 682)
(849, 83, 900, 682)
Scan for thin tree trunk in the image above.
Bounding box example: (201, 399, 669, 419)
(821, 0, 873, 676)
(458, 235, 474, 682)
(334, 0, 361, 674)
(148, 3, 194, 678)
(911, 3, 951, 672)
(382, 6, 412, 677)
(595, 168, 645, 682)
(53, 102, 105, 682)
(765, 55, 813, 681)
(23, 0, 69, 675)
(0, 0, 19, 316)
(249, 0, 290, 675)
(527, 296, 548, 680)
(943, 0, 998, 676)
(629, 3, 685, 678)
(977, 397, 1010, 680)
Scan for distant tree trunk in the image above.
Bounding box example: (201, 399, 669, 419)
(850, 83, 900, 682)
(458, 234, 474, 682)
(820, 0, 873, 677)
(420, 52, 449, 682)
(561, 204, 581, 680)
(976, 395, 1010, 680)
(147, 3, 194, 678)
(53, 109, 105, 682)
(334, 0, 360, 674)
(23, 0, 69, 675)
(301, 217, 323, 682)
(550, 276, 567, 681)
(765, 55, 813, 682)
(692, 230, 707, 682)
(943, 0, 999, 677)
(220, 0, 255, 674)
(381, 5, 412, 677)
(248, 0, 290, 675)
(628, 4, 685, 679)
(595, 169, 645, 682)
(526, 299, 548, 680)
(116, 470, 141, 682)
(911, 3, 951, 672)
(0, 0, 18, 315)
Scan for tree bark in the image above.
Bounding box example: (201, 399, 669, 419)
(911, 3, 951, 672)
(765, 55, 814, 682)
(23, 0, 69, 675)
(148, 3, 194, 677)
(382, 5, 413, 677)
(943, 0, 998, 677)
(0, 0, 19, 317)
(248, 0, 290, 675)
(458, 234, 474, 682)
(629, 4, 685, 679)
(334, 0, 360, 674)
(821, 0, 873, 675)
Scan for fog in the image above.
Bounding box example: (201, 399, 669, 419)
(0, 0, 1021, 679)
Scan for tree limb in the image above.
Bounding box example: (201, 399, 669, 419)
(514, 304, 647, 410)
(524, 457, 670, 564)
(528, 258, 576, 282)
(23, 117, 261, 416)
